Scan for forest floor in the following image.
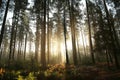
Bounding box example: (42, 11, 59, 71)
(0, 62, 120, 80)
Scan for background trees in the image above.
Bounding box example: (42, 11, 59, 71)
(0, 0, 120, 69)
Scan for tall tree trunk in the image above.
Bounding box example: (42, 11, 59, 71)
(9, 17, 16, 61)
(0, 0, 10, 48)
(29, 36, 32, 55)
(49, 23, 52, 64)
(57, 8, 62, 63)
(12, 24, 18, 60)
(80, 29, 87, 56)
(0, 45, 3, 60)
(35, 16, 40, 63)
(47, 0, 50, 64)
(86, 0, 95, 64)
(0, 0, 2, 7)
(24, 33, 27, 60)
(76, 37, 81, 64)
(41, 0, 46, 68)
(68, 0, 78, 65)
(63, 4, 69, 65)
(0, 24, 9, 60)
(105, 49, 110, 69)
(19, 40, 23, 58)
(8, 0, 20, 61)
(103, 0, 119, 68)
(17, 39, 22, 60)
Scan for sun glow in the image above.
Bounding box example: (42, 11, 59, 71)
(66, 39, 73, 50)
(60, 39, 73, 62)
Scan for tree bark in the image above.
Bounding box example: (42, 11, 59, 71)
(0, 0, 10, 48)
(86, 0, 95, 64)
(47, 0, 50, 64)
(68, 0, 78, 65)
(35, 16, 40, 63)
(24, 33, 27, 60)
(63, 4, 69, 65)
(41, 0, 46, 69)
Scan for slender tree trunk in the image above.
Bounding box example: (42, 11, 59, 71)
(41, 0, 46, 68)
(47, 0, 50, 64)
(0, 0, 10, 48)
(0, 0, 2, 7)
(49, 23, 52, 64)
(80, 29, 87, 56)
(57, 8, 62, 63)
(12, 11, 20, 61)
(86, 0, 95, 64)
(103, 0, 119, 68)
(35, 16, 40, 63)
(0, 24, 8, 60)
(17, 39, 22, 60)
(108, 51, 113, 64)
(105, 49, 110, 69)
(76, 37, 81, 64)
(20, 40, 23, 56)
(9, 19, 16, 61)
(63, 4, 69, 65)
(29, 36, 32, 55)
(24, 33, 27, 60)
(0, 45, 3, 60)
(68, 0, 78, 65)
(8, 0, 19, 61)
(12, 25, 17, 60)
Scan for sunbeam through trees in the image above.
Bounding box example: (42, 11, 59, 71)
(0, 0, 120, 80)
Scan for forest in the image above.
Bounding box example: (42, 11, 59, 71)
(0, 0, 120, 80)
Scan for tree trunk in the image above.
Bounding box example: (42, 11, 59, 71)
(86, 0, 95, 64)
(0, 45, 3, 60)
(80, 29, 87, 56)
(103, 0, 119, 68)
(35, 15, 40, 63)
(57, 8, 62, 63)
(47, 0, 50, 64)
(9, 17, 16, 61)
(68, 0, 78, 65)
(0, 0, 2, 7)
(49, 22, 52, 64)
(24, 33, 27, 60)
(0, 0, 10, 48)
(63, 4, 69, 65)
(105, 49, 110, 69)
(12, 24, 18, 60)
(76, 37, 81, 64)
(41, 0, 46, 69)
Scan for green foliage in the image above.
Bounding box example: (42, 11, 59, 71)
(0, 64, 120, 80)
(37, 64, 65, 80)
(0, 70, 19, 80)
(17, 75, 23, 80)
(17, 72, 36, 80)
(26, 72, 36, 80)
